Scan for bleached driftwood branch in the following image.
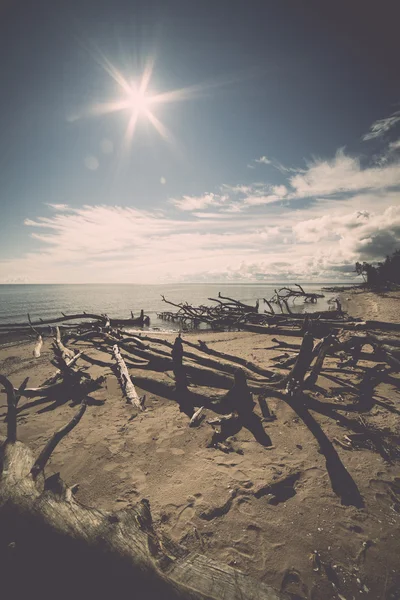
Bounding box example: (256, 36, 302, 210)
(112, 344, 145, 409)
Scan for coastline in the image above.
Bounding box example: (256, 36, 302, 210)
(339, 287, 400, 322)
(1, 290, 399, 598)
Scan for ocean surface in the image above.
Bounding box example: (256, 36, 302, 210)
(0, 283, 348, 330)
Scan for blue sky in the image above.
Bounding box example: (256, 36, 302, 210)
(0, 0, 400, 283)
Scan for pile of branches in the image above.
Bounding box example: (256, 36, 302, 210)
(157, 287, 346, 334)
(157, 292, 259, 330)
(268, 283, 325, 307)
(1, 303, 400, 598)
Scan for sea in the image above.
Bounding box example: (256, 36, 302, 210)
(0, 283, 349, 331)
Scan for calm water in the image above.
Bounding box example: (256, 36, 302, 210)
(0, 283, 345, 330)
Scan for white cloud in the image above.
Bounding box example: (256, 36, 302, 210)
(255, 156, 272, 165)
(244, 194, 283, 206)
(170, 193, 228, 211)
(363, 110, 400, 141)
(389, 138, 400, 151)
(293, 206, 400, 260)
(4, 110, 400, 284)
(272, 185, 287, 197)
(46, 203, 70, 211)
(288, 149, 400, 198)
(2, 199, 398, 284)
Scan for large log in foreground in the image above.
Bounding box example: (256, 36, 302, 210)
(0, 376, 283, 600)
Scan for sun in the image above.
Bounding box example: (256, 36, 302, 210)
(126, 84, 151, 115)
(81, 55, 175, 146)
(75, 44, 243, 148)
(81, 50, 224, 147)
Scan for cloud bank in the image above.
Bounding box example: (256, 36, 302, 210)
(1, 110, 400, 284)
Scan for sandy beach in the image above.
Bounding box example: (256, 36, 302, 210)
(1, 289, 399, 599)
(340, 289, 400, 323)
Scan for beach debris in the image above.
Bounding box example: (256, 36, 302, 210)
(285, 332, 314, 397)
(54, 326, 75, 361)
(309, 550, 321, 572)
(189, 406, 204, 427)
(0, 375, 282, 600)
(269, 283, 325, 305)
(32, 334, 43, 358)
(207, 413, 238, 426)
(112, 344, 145, 410)
(333, 437, 353, 450)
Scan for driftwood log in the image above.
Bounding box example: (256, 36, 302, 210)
(112, 344, 145, 409)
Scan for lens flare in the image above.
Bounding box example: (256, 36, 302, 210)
(75, 45, 249, 148)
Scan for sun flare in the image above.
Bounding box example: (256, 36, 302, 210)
(126, 84, 151, 115)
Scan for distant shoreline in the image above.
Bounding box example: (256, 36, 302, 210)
(339, 287, 400, 323)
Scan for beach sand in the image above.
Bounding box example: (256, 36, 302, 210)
(1, 291, 399, 599)
(340, 288, 400, 323)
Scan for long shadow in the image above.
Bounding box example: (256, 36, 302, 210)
(287, 395, 364, 507)
(17, 396, 55, 413)
(374, 398, 400, 416)
(209, 412, 273, 448)
(306, 395, 374, 414)
(303, 394, 395, 463)
(322, 372, 359, 393)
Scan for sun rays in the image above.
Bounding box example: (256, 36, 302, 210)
(77, 51, 183, 147)
(72, 44, 248, 148)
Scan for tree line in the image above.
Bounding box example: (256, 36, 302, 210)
(355, 249, 400, 288)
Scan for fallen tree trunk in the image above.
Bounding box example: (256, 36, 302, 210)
(112, 344, 145, 409)
(238, 323, 304, 337)
(0, 311, 150, 331)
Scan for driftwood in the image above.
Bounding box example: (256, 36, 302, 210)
(112, 344, 145, 409)
(0, 311, 150, 331)
(304, 335, 335, 387)
(269, 284, 325, 305)
(54, 326, 75, 361)
(32, 334, 43, 358)
(189, 406, 204, 427)
(0, 375, 283, 600)
(285, 333, 314, 396)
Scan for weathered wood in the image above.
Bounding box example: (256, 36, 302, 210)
(32, 334, 43, 357)
(189, 406, 204, 427)
(112, 344, 145, 409)
(0, 312, 150, 331)
(305, 335, 335, 387)
(285, 333, 314, 396)
(0, 374, 17, 442)
(54, 326, 75, 361)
